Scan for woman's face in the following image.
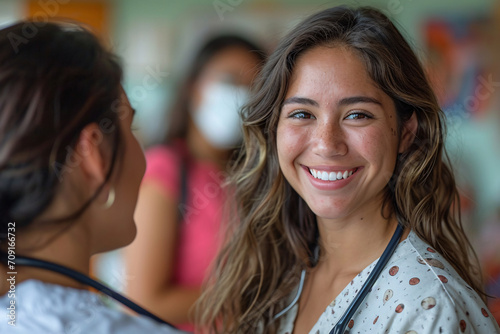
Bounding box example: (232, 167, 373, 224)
(188, 46, 262, 152)
(277, 46, 411, 222)
(93, 90, 146, 252)
(192, 45, 262, 113)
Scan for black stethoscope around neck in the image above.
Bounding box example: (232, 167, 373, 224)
(274, 224, 404, 334)
(0, 253, 183, 332)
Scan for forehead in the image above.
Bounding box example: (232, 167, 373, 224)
(199, 46, 261, 86)
(286, 45, 391, 107)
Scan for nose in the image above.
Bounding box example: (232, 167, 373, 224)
(311, 119, 348, 158)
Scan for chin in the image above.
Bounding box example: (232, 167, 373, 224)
(99, 221, 137, 253)
(307, 202, 347, 220)
(121, 221, 138, 247)
(312, 208, 362, 222)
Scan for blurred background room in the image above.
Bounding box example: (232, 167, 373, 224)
(1, 0, 499, 326)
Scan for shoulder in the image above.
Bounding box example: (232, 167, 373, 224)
(365, 232, 499, 333)
(72, 305, 188, 334)
(0, 280, 186, 334)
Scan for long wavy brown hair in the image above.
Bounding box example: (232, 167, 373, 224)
(196, 6, 485, 333)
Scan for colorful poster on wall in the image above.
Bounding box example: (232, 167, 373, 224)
(424, 16, 492, 119)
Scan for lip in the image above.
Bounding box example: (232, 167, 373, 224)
(302, 165, 361, 191)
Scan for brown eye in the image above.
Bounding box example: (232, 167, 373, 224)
(345, 112, 370, 120)
(289, 111, 315, 119)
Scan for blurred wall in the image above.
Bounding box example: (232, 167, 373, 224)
(0, 0, 496, 144)
(109, 0, 497, 146)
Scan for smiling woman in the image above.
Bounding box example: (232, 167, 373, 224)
(196, 6, 500, 334)
(277, 46, 416, 223)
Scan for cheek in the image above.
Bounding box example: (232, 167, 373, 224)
(276, 124, 300, 167)
(276, 125, 294, 184)
(357, 126, 399, 177)
(276, 123, 309, 155)
(135, 139, 146, 178)
(123, 132, 146, 187)
(133, 144, 146, 185)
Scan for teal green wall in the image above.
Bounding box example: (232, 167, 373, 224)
(110, 0, 497, 47)
(108, 0, 497, 146)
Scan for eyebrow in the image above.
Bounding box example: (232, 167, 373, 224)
(338, 96, 382, 106)
(282, 96, 319, 107)
(282, 96, 382, 108)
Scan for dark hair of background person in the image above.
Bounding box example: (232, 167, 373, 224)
(163, 34, 267, 144)
(0, 21, 123, 245)
(196, 6, 485, 333)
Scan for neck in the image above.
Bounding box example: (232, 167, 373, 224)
(315, 205, 400, 278)
(0, 219, 92, 294)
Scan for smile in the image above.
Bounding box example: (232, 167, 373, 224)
(308, 167, 358, 181)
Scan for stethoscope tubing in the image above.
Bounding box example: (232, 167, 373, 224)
(1, 254, 178, 330)
(330, 224, 404, 334)
(272, 224, 404, 333)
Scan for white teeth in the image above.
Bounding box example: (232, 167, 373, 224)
(309, 168, 356, 181)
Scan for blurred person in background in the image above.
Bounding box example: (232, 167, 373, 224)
(124, 34, 266, 331)
(0, 21, 185, 334)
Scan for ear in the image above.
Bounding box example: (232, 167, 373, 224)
(398, 112, 418, 154)
(76, 123, 108, 188)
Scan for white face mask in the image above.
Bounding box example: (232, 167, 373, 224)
(192, 81, 249, 149)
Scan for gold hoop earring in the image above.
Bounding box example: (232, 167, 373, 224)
(102, 187, 115, 209)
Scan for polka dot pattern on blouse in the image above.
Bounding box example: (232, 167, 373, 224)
(276, 231, 500, 334)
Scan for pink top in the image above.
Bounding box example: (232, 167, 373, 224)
(143, 144, 226, 286)
(142, 143, 227, 331)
